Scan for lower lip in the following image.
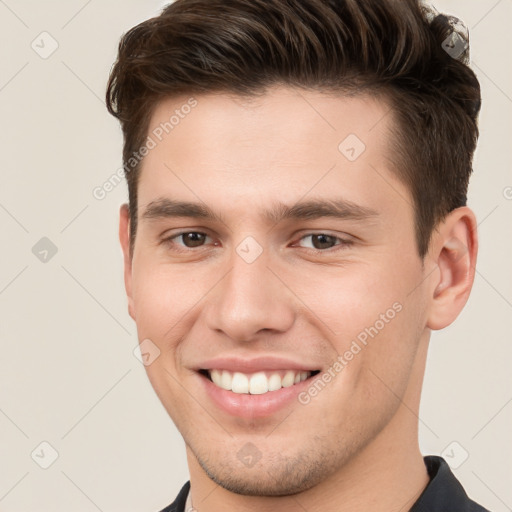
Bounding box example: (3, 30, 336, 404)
(198, 372, 313, 418)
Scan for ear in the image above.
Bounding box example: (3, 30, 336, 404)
(119, 204, 136, 321)
(426, 206, 478, 330)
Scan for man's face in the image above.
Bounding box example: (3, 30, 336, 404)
(121, 86, 432, 495)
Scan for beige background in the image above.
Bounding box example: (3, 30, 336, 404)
(0, 0, 510, 510)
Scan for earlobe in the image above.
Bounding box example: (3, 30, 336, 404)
(119, 204, 136, 321)
(426, 207, 478, 330)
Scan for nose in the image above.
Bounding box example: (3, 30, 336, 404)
(204, 245, 296, 342)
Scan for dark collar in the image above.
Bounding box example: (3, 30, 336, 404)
(410, 455, 489, 511)
(159, 456, 489, 512)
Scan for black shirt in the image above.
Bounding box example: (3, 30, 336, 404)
(158, 455, 490, 512)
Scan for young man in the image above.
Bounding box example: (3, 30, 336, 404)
(106, 0, 489, 510)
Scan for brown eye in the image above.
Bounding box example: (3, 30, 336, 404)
(295, 233, 354, 253)
(311, 234, 337, 250)
(162, 231, 213, 252)
(299, 234, 340, 250)
(178, 232, 208, 248)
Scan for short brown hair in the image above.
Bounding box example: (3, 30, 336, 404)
(106, 0, 481, 258)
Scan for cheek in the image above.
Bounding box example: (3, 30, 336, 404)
(130, 261, 198, 340)
(306, 258, 425, 383)
(353, 296, 425, 413)
(320, 304, 423, 433)
(131, 266, 194, 413)
(302, 264, 407, 337)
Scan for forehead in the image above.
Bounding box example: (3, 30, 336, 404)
(146, 86, 394, 157)
(137, 86, 409, 221)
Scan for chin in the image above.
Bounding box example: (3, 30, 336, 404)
(202, 464, 322, 496)
(192, 442, 343, 497)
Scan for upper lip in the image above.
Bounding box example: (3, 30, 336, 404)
(197, 356, 319, 373)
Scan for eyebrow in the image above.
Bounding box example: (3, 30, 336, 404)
(141, 197, 379, 225)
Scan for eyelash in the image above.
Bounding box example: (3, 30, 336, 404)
(161, 231, 354, 254)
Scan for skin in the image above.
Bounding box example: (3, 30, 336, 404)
(119, 86, 477, 512)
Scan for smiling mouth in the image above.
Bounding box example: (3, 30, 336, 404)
(199, 369, 321, 395)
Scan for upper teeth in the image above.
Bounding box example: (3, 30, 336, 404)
(208, 370, 310, 394)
